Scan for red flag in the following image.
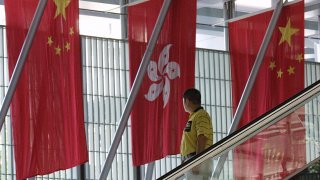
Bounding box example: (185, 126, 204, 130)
(230, 1, 305, 179)
(5, 0, 88, 179)
(128, 0, 196, 166)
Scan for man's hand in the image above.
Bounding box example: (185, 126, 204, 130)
(192, 165, 200, 175)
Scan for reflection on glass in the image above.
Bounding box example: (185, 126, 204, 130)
(233, 107, 305, 179)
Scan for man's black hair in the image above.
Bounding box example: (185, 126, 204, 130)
(183, 88, 201, 105)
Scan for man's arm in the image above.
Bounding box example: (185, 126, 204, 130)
(192, 134, 207, 175)
(196, 134, 207, 154)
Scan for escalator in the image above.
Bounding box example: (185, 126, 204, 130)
(159, 80, 320, 180)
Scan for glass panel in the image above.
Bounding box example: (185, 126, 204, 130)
(160, 80, 320, 180)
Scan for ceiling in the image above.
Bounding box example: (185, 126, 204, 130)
(0, 0, 319, 37)
(0, 0, 319, 60)
(77, 0, 320, 60)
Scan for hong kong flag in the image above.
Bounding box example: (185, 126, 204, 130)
(128, 0, 196, 165)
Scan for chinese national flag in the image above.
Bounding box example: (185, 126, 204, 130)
(230, 0, 305, 179)
(128, 0, 196, 165)
(5, 0, 88, 179)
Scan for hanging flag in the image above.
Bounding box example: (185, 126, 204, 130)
(128, 0, 196, 166)
(230, 0, 305, 179)
(4, 0, 88, 179)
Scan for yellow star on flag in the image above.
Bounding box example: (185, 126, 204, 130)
(277, 69, 283, 78)
(278, 18, 299, 46)
(55, 46, 61, 55)
(54, 0, 71, 20)
(287, 66, 295, 75)
(47, 36, 53, 46)
(269, 61, 276, 70)
(65, 42, 71, 51)
(69, 27, 74, 35)
(296, 53, 303, 63)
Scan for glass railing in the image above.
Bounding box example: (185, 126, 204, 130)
(160, 79, 320, 180)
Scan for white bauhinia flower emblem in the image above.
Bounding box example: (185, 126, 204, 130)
(144, 44, 180, 108)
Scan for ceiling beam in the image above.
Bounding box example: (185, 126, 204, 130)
(305, 3, 320, 19)
(80, 0, 119, 5)
(80, 9, 120, 19)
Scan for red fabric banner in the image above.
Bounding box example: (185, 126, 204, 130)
(5, 0, 88, 179)
(230, 1, 305, 179)
(128, 0, 196, 166)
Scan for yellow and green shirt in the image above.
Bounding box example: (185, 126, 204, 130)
(180, 107, 213, 156)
